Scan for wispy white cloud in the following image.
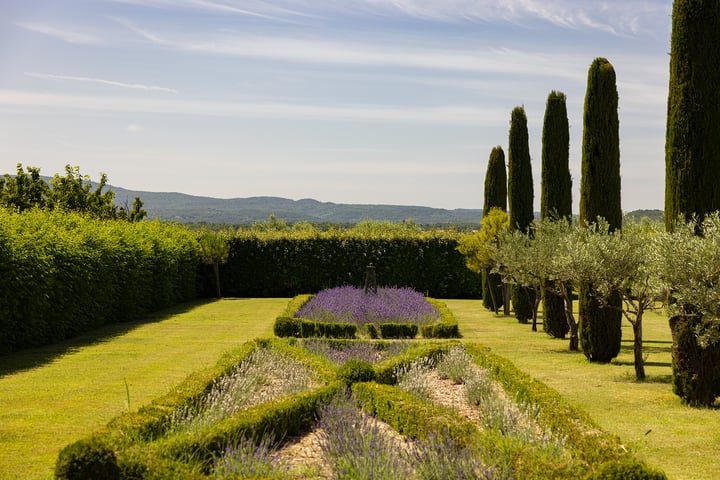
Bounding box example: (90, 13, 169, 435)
(117, 20, 586, 81)
(0, 89, 507, 126)
(110, 0, 317, 23)
(16, 22, 102, 45)
(25, 72, 179, 94)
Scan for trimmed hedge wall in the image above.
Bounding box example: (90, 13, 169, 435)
(0, 209, 199, 353)
(197, 229, 482, 298)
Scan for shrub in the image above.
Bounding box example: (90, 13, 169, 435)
(337, 359, 376, 385)
(55, 438, 120, 480)
(366, 323, 379, 339)
(379, 323, 418, 339)
(586, 459, 667, 480)
(669, 315, 720, 407)
(273, 316, 301, 337)
(421, 322, 460, 338)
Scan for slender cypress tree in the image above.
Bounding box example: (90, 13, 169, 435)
(508, 106, 534, 323)
(665, 0, 720, 231)
(482, 146, 507, 312)
(540, 91, 572, 339)
(579, 57, 622, 363)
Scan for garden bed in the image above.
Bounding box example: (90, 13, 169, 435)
(55, 339, 665, 479)
(274, 286, 461, 339)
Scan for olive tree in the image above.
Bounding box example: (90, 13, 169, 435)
(198, 230, 230, 298)
(457, 207, 510, 314)
(581, 219, 666, 380)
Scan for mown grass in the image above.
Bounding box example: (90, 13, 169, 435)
(447, 299, 720, 480)
(0, 298, 286, 480)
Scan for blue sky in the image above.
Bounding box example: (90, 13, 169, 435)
(0, 0, 671, 212)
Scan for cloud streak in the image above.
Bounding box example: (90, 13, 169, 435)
(0, 89, 507, 126)
(25, 72, 179, 94)
(16, 22, 102, 45)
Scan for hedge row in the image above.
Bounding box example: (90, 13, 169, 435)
(0, 209, 199, 353)
(56, 339, 664, 479)
(56, 339, 340, 478)
(197, 229, 482, 298)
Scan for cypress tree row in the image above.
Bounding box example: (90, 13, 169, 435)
(540, 91, 572, 339)
(665, 0, 720, 230)
(579, 57, 622, 363)
(664, 0, 720, 407)
(482, 146, 508, 312)
(508, 106, 535, 323)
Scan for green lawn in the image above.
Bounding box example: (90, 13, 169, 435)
(1, 298, 718, 479)
(0, 298, 285, 480)
(447, 300, 720, 480)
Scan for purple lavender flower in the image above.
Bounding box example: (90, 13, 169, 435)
(296, 286, 440, 327)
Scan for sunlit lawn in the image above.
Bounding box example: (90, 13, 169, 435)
(448, 299, 720, 480)
(0, 298, 286, 480)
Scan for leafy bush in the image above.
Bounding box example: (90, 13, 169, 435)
(669, 315, 720, 407)
(586, 459, 668, 480)
(337, 359, 376, 385)
(421, 322, 461, 338)
(55, 438, 120, 480)
(366, 323, 379, 339)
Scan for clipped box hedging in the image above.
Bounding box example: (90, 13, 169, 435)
(378, 322, 418, 339)
(197, 229, 482, 298)
(0, 209, 199, 353)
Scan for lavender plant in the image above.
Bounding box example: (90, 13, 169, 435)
(171, 348, 318, 433)
(436, 345, 473, 384)
(296, 286, 440, 327)
(317, 396, 412, 480)
(213, 435, 288, 479)
(394, 356, 438, 399)
(411, 431, 500, 480)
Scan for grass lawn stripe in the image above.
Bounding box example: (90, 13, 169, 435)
(0, 298, 284, 480)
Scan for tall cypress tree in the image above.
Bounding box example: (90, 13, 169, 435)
(579, 57, 622, 363)
(540, 91, 572, 339)
(508, 106, 535, 323)
(665, 0, 720, 231)
(482, 146, 507, 312)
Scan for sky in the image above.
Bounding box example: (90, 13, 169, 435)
(0, 0, 672, 212)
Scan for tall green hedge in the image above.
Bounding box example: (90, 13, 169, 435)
(0, 209, 199, 353)
(665, 0, 720, 230)
(541, 91, 572, 339)
(579, 58, 622, 363)
(197, 229, 482, 298)
(482, 146, 507, 311)
(508, 106, 535, 323)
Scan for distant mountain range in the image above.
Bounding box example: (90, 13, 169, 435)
(110, 186, 486, 225)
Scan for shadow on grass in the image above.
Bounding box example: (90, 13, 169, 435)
(0, 298, 216, 378)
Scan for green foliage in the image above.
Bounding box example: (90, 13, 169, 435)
(1, 164, 146, 221)
(421, 322, 460, 338)
(664, 0, 720, 230)
(273, 317, 301, 337)
(198, 228, 481, 298)
(668, 315, 720, 407)
(378, 322, 418, 339)
(483, 146, 507, 214)
(55, 438, 120, 480)
(0, 209, 199, 353)
(508, 106, 535, 235)
(586, 459, 668, 480)
(579, 57, 622, 362)
(337, 359, 376, 384)
(366, 323, 379, 338)
(541, 90, 572, 337)
(197, 229, 230, 298)
(508, 106, 535, 322)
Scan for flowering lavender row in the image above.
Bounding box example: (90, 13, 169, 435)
(301, 338, 410, 365)
(295, 286, 440, 327)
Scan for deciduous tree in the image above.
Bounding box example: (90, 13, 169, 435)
(482, 146, 508, 312)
